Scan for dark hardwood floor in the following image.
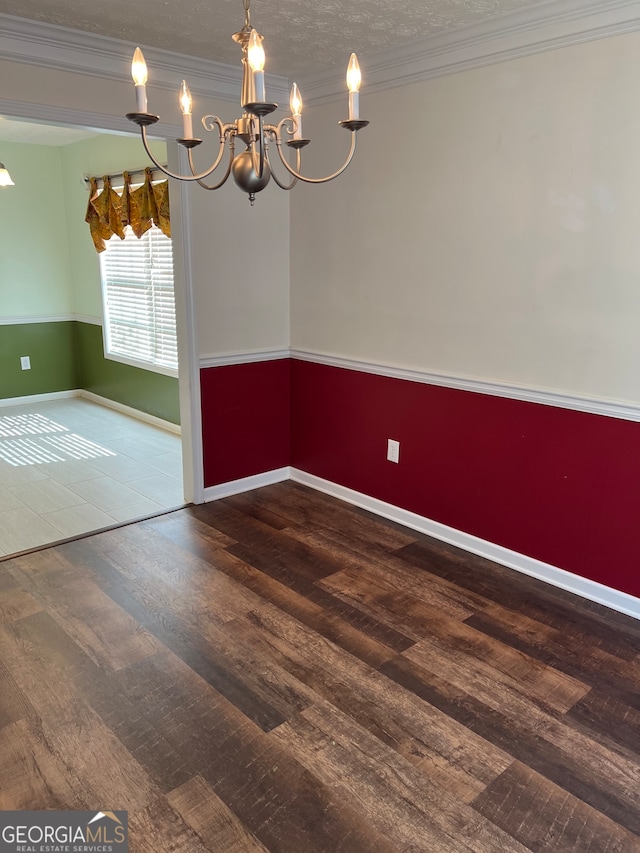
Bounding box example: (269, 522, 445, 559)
(1, 481, 640, 851)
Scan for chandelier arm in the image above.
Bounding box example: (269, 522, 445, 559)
(201, 115, 234, 139)
(192, 138, 236, 190)
(273, 130, 358, 184)
(271, 117, 294, 139)
(139, 125, 225, 182)
(185, 120, 231, 181)
(263, 128, 298, 190)
(268, 165, 298, 191)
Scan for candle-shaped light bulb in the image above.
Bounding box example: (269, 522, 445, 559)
(247, 29, 266, 101)
(179, 80, 193, 138)
(346, 53, 361, 92)
(346, 53, 361, 120)
(131, 47, 148, 86)
(179, 80, 192, 115)
(131, 47, 148, 112)
(290, 82, 303, 139)
(247, 29, 265, 72)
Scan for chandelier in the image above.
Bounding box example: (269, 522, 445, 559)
(126, 0, 368, 204)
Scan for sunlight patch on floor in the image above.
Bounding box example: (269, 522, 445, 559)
(0, 414, 116, 466)
(0, 413, 67, 437)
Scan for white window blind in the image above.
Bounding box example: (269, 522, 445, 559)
(100, 225, 178, 374)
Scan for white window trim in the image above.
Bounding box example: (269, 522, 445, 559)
(101, 350, 178, 379)
(99, 224, 179, 379)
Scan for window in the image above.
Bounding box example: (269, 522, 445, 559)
(99, 225, 178, 376)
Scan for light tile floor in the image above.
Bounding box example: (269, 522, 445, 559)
(0, 397, 184, 557)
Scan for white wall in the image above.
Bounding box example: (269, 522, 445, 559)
(290, 31, 640, 405)
(0, 141, 72, 318)
(187, 175, 290, 357)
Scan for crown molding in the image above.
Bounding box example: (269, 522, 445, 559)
(5, 2, 639, 115)
(0, 13, 289, 105)
(0, 97, 181, 138)
(300, 0, 640, 103)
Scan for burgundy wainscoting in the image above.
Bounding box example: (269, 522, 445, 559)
(200, 359, 291, 487)
(291, 359, 640, 599)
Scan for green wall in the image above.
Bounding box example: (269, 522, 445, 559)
(0, 321, 77, 397)
(75, 322, 179, 424)
(0, 321, 180, 425)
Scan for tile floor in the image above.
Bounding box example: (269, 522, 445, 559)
(0, 397, 184, 557)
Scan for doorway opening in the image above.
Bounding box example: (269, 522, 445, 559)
(0, 115, 198, 556)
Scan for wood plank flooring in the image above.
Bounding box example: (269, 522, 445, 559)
(1, 481, 640, 851)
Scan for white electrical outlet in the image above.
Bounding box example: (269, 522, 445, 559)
(20, 356, 31, 370)
(387, 438, 400, 463)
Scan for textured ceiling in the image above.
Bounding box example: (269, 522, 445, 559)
(3, 0, 554, 77)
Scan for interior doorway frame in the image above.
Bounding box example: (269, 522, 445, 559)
(0, 97, 204, 505)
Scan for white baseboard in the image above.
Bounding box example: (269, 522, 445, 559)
(203, 467, 291, 502)
(145, 448, 640, 620)
(0, 389, 79, 407)
(0, 388, 181, 435)
(290, 468, 640, 622)
(79, 391, 181, 435)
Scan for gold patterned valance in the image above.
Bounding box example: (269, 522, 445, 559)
(85, 168, 170, 253)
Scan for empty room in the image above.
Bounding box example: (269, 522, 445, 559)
(1, 0, 640, 850)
